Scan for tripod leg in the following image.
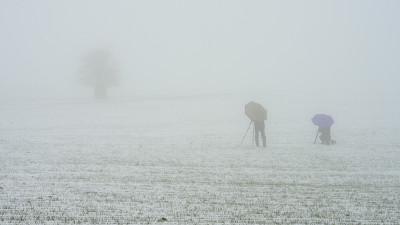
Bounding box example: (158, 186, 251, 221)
(240, 121, 253, 145)
(252, 123, 255, 147)
(314, 129, 319, 144)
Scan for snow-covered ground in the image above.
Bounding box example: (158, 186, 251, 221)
(1, 92, 399, 224)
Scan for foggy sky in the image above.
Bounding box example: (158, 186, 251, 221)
(0, 0, 399, 99)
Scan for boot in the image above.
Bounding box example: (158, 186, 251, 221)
(255, 137, 260, 147)
(262, 135, 266, 148)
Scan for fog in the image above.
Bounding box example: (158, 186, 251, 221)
(0, 0, 399, 101)
(2, 1, 400, 223)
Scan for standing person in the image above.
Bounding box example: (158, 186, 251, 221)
(244, 101, 267, 147)
(318, 126, 331, 145)
(254, 120, 266, 147)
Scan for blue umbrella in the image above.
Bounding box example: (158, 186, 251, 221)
(312, 114, 334, 143)
(312, 114, 334, 127)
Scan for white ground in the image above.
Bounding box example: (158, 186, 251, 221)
(0, 92, 399, 224)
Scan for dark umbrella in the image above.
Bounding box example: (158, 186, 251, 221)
(245, 101, 267, 122)
(241, 101, 267, 146)
(311, 114, 334, 143)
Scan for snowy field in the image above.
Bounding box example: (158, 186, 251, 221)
(0, 92, 399, 224)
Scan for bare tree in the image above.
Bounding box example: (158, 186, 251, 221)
(79, 49, 119, 99)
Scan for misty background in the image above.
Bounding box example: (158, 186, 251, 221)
(2, 2, 400, 223)
(0, 0, 399, 104)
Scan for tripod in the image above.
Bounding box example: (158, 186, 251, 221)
(240, 121, 254, 146)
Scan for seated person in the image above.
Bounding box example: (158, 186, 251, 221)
(318, 126, 331, 145)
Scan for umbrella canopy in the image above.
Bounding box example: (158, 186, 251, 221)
(245, 101, 267, 122)
(312, 114, 334, 127)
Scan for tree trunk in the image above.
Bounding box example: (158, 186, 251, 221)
(94, 84, 107, 99)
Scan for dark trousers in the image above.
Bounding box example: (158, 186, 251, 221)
(254, 121, 266, 147)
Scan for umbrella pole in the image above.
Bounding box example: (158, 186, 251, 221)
(240, 121, 253, 145)
(314, 129, 319, 144)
